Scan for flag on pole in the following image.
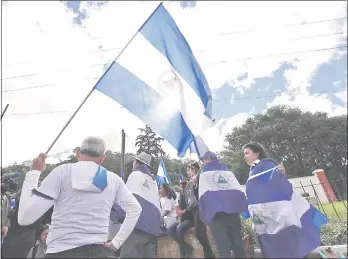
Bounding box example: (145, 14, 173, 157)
(156, 159, 171, 186)
(245, 158, 328, 258)
(189, 135, 209, 159)
(178, 167, 184, 183)
(94, 3, 213, 157)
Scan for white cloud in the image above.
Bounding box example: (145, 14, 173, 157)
(266, 92, 347, 116)
(1, 1, 347, 166)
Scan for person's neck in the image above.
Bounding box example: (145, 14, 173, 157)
(78, 158, 100, 164)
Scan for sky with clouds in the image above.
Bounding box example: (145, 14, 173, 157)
(1, 1, 347, 166)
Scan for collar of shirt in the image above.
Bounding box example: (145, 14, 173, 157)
(250, 159, 261, 172)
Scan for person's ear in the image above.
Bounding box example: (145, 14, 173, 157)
(75, 148, 82, 159)
(97, 154, 106, 165)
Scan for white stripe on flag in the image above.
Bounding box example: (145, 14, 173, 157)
(199, 170, 243, 198)
(127, 171, 160, 210)
(248, 191, 310, 235)
(117, 33, 211, 136)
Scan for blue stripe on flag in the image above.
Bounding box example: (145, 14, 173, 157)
(139, 5, 212, 119)
(202, 162, 229, 172)
(247, 160, 293, 204)
(95, 61, 193, 157)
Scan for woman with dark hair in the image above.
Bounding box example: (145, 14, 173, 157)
(26, 224, 49, 259)
(159, 183, 177, 230)
(242, 142, 327, 258)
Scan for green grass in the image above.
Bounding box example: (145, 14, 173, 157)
(316, 201, 347, 222)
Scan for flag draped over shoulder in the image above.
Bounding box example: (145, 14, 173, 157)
(111, 165, 162, 236)
(198, 161, 248, 224)
(94, 3, 213, 157)
(246, 158, 328, 258)
(156, 159, 171, 186)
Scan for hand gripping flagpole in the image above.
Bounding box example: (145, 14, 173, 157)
(45, 2, 164, 155)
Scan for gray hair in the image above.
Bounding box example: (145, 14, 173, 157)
(80, 136, 106, 157)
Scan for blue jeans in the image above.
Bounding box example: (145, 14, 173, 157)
(168, 220, 193, 257)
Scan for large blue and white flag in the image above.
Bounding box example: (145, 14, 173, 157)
(189, 135, 209, 158)
(198, 161, 248, 224)
(156, 159, 171, 185)
(94, 3, 213, 157)
(246, 158, 327, 258)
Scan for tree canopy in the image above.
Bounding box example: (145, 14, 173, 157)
(220, 105, 347, 198)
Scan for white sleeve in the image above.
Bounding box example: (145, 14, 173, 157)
(110, 179, 142, 250)
(18, 170, 55, 226)
(34, 165, 64, 200)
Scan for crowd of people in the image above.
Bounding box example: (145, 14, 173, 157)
(1, 136, 327, 258)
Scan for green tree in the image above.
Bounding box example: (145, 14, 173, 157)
(135, 125, 166, 158)
(221, 105, 347, 198)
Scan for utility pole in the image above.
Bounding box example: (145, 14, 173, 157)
(120, 129, 126, 181)
(1, 104, 9, 120)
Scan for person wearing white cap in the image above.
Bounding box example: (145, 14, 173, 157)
(17, 136, 142, 258)
(110, 152, 162, 258)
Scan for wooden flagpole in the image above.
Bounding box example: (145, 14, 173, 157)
(45, 2, 163, 154)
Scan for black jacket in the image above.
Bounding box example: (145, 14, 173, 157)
(179, 193, 194, 225)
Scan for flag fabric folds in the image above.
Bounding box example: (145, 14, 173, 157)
(189, 135, 209, 158)
(198, 161, 248, 225)
(156, 159, 171, 186)
(94, 3, 213, 157)
(246, 158, 328, 258)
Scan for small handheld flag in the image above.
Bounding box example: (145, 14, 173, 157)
(156, 159, 171, 185)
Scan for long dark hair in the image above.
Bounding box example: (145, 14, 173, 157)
(243, 142, 269, 160)
(162, 183, 177, 200)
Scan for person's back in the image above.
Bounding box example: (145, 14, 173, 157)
(44, 161, 124, 252)
(18, 137, 142, 258)
(110, 152, 162, 258)
(200, 151, 248, 258)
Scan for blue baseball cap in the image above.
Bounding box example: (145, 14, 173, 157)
(200, 151, 217, 161)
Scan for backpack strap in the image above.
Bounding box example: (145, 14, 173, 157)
(32, 243, 40, 259)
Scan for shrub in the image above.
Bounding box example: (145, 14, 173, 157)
(320, 221, 347, 246)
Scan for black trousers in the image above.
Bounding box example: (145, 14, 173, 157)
(209, 212, 245, 258)
(45, 244, 110, 258)
(192, 209, 214, 258)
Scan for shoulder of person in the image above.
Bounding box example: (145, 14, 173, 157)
(260, 158, 278, 166)
(50, 163, 72, 175)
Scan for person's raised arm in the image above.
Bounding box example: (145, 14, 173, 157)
(105, 177, 141, 252)
(18, 153, 59, 225)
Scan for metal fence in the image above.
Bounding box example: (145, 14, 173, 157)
(293, 180, 347, 223)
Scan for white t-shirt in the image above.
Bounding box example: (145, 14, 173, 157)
(160, 196, 176, 219)
(18, 161, 141, 254)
